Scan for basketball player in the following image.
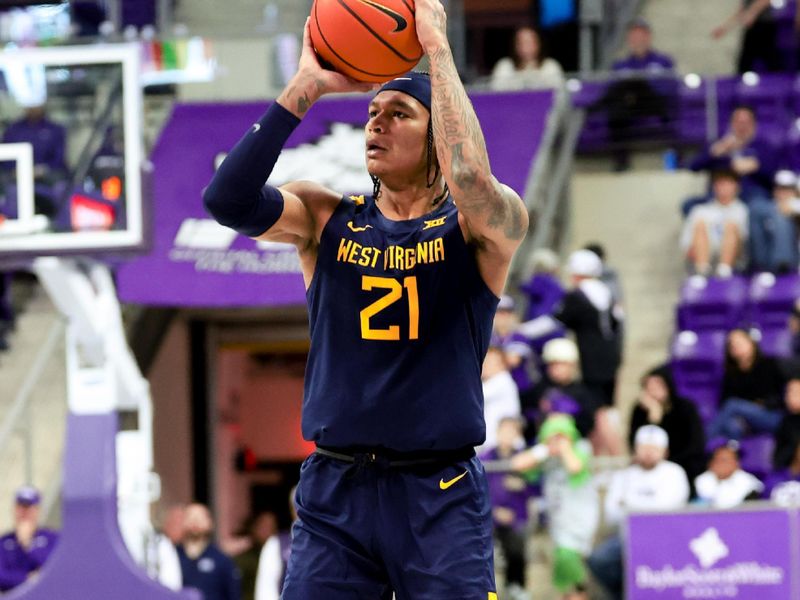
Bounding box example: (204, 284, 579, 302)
(203, 0, 529, 597)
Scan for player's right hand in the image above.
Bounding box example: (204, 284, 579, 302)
(297, 18, 378, 96)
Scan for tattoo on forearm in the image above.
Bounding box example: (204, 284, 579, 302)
(428, 46, 526, 241)
(297, 91, 312, 115)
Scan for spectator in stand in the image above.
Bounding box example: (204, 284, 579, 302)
(2, 106, 66, 178)
(490, 26, 564, 91)
(0, 486, 59, 592)
(522, 337, 602, 441)
(519, 247, 564, 322)
(590, 18, 676, 171)
(587, 426, 690, 600)
(765, 440, 800, 500)
(773, 378, 800, 469)
(479, 345, 521, 452)
(492, 295, 537, 394)
(519, 249, 623, 406)
(255, 489, 296, 600)
(681, 169, 749, 278)
(687, 106, 777, 203)
(628, 365, 707, 492)
(177, 503, 241, 600)
(707, 328, 786, 440)
(162, 504, 186, 546)
(234, 512, 278, 600)
(583, 243, 623, 309)
(479, 417, 536, 600)
(712, 0, 781, 73)
(695, 439, 763, 508)
(511, 414, 598, 599)
(749, 170, 800, 273)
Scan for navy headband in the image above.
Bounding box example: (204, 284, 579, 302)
(375, 72, 431, 112)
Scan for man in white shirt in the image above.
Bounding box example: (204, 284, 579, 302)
(695, 440, 763, 509)
(681, 169, 749, 278)
(587, 425, 689, 599)
(479, 346, 521, 452)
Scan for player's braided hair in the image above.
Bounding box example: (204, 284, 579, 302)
(371, 119, 447, 205)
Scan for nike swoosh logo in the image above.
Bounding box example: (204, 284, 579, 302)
(439, 470, 468, 490)
(355, 0, 408, 32)
(251, 123, 261, 133)
(347, 221, 373, 232)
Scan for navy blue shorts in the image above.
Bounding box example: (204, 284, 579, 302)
(281, 451, 497, 600)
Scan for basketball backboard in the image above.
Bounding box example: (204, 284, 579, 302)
(0, 43, 145, 257)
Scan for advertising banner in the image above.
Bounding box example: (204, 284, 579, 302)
(116, 90, 554, 307)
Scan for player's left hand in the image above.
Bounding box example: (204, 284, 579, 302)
(414, 0, 449, 52)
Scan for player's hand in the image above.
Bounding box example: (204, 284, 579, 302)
(414, 0, 449, 52)
(296, 19, 377, 96)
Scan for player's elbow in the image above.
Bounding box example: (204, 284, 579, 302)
(202, 181, 236, 227)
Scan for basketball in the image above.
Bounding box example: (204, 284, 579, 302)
(309, 0, 424, 83)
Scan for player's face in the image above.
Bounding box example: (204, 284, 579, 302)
(366, 92, 430, 182)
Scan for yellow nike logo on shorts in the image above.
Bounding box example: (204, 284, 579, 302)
(439, 470, 468, 490)
(489, 594, 497, 600)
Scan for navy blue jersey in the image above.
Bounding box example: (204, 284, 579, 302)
(303, 195, 499, 452)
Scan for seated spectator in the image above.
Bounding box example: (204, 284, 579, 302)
(765, 440, 800, 501)
(695, 439, 763, 508)
(491, 26, 564, 91)
(480, 417, 536, 600)
(255, 489, 296, 600)
(587, 426, 689, 600)
(773, 378, 800, 469)
(479, 345, 521, 452)
(687, 105, 776, 203)
(0, 486, 59, 592)
(707, 328, 785, 440)
(519, 247, 564, 322)
(511, 414, 597, 599)
(177, 503, 242, 600)
(749, 170, 800, 273)
(680, 169, 748, 277)
(492, 295, 537, 393)
(628, 365, 706, 489)
(519, 250, 623, 406)
(712, 0, 781, 74)
(591, 18, 676, 171)
(522, 337, 601, 440)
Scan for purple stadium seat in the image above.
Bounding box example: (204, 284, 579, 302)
(734, 74, 793, 124)
(747, 272, 800, 329)
(670, 330, 726, 421)
(569, 80, 609, 109)
(738, 434, 776, 479)
(677, 275, 748, 331)
(754, 327, 794, 358)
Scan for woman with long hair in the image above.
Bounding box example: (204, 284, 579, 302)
(490, 26, 564, 91)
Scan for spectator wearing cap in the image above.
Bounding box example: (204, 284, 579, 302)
(681, 169, 749, 277)
(687, 106, 777, 204)
(492, 295, 537, 393)
(628, 365, 706, 493)
(479, 417, 537, 600)
(773, 378, 800, 469)
(707, 328, 785, 440)
(479, 346, 522, 453)
(0, 486, 59, 592)
(748, 170, 800, 273)
(587, 425, 690, 600)
(712, 0, 781, 74)
(519, 249, 623, 406)
(522, 337, 602, 441)
(695, 439, 763, 508)
(518, 247, 565, 322)
(511, 414, 598, 598)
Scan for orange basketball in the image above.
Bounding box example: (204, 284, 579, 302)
(309, 0, 424, 83)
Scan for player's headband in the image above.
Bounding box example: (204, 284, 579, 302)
(375, 72, 431, 112)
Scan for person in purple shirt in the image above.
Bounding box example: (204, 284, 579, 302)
(177, 504, 241, 600)
(0, 486, 59, 592)
(687, 105, 777, 204)
(2, 106, 66, 177)
(764, 440, 800, 500)
(479, 417, 537, 600)
(593, 18, 676, 170)
(492, 295, 538, 393)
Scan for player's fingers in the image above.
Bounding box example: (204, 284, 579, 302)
(302, 17, 313, 51)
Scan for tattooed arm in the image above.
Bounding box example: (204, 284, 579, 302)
(415, 0, 529, 294)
